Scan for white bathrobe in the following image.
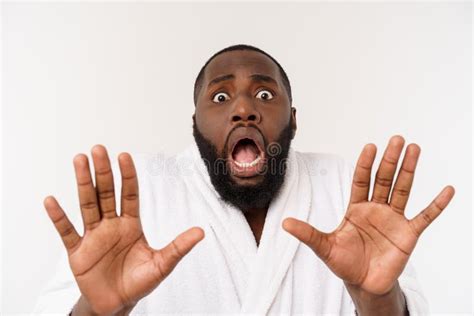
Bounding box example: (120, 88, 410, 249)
(33, 142, 429, 315)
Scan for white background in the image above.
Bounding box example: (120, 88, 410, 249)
(2, 2, 472, 314)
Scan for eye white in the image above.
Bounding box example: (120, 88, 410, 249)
(212, 92, 230, 103)
(256, 90, 274, 100)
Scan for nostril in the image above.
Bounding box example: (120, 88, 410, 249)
(231, 114, 257, 122)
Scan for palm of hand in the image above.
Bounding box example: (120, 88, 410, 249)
(44, 145, 204, 315)
(283, 136, 454, 296)
(325, 202, 418, 294)
(69, 217, 154, 311)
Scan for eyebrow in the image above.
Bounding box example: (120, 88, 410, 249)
(249, 74, 278, 85)
(207, 73, 278, 89)
(207, 74, 235, 89)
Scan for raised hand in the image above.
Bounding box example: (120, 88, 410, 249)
(283, 135, 455, 296)
(44, 145, 204, 315)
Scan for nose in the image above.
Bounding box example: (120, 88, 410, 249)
(230, 95, 261, 124)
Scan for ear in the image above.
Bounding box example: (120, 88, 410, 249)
(290, 107, 297, 139)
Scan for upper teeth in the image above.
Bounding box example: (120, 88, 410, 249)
(234, 156, 261, 168)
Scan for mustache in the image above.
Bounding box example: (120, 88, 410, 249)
(223, 123, 266, 156)
(191, 115, 293, 212)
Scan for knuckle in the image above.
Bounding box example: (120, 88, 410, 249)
(52, 213, 67, 225)
(433, 201, 443, 212)
(421, 212, 433, 225)
(391, 204, 405, 213)
(393, 187, 410, 197)
(95, 168, 112, 176)
(98, 188, 115, 200)
(357, 163, 372, 171)
(375, 176, 392, 188)
(80, 201, 97, 210)
(59, 225, 75, 237)
(171, 240, 185, 258)
(400, 166, 415, 175)
(382, 156, 398, 165)
(77, 180, 93, 187)
(353, 180, 370, 189)
(122, 193, 138, 201)
(372, 195, 389, 204)
(101, 207, 116, 215)
(122, 174, 136, 181)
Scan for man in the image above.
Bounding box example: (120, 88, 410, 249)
(35, 44, 455, 315)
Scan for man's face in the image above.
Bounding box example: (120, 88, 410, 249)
(193, 50, 297, 212)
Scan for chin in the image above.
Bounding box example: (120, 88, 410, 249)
(230, 173, 265, 186)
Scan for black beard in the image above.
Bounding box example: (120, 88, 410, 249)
(192, 116, 293, 214)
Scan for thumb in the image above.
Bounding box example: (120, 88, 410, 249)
(282, 217, 332, 262)
(154, 227, 205, 279)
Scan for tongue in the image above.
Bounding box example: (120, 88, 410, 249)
(233, 142, 259, 163)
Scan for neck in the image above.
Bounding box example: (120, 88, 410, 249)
(243, 208, 268, 246)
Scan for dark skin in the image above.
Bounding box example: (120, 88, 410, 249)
(194, 50, 455, 315)
(44, 50, 455, 316)
(194, 50, 297, 244)
(44, 149, 205, 316)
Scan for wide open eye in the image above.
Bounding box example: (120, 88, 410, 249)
(212, 92, 230, 103)
(256, 89, 274, 101)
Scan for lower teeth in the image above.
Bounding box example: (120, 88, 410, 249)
(234, 156, 261, 168)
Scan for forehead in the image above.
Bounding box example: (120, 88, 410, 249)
(203, 50, 281, 83)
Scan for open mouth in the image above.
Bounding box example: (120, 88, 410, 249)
(231, 138, 264, 168)
(228, 136, 266, 178)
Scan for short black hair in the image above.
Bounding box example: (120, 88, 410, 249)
(193, 44, 292, 106)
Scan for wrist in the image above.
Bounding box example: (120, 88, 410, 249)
(71, 295, 136, 316)
(344, 281, 408, 316)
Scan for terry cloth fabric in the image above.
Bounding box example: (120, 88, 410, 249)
(33, 142, 429, 315)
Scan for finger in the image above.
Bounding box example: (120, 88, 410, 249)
(154, 227, 205, 279)
(389, 144, 421, 214)
(91, 145, 117, 219)
(282, 217, 332, 262)
(44, 196, 81, 253)
(409, 186, 455, 237)
(74, 154, 101, 230)
(119, 153, 139, 218)
(371, 135, 405, 204)
(349, 144, 377, 204)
